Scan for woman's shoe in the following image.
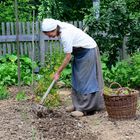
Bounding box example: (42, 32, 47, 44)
(66, 105, 75, 112)
(71, 111, 84, 117)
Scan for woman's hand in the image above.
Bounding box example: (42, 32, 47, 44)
(54, 72, 60, 81)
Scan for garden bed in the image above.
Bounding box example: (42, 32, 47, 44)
(0, 86, 140, 140)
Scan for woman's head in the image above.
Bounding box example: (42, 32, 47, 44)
(42, 18, 60, 38)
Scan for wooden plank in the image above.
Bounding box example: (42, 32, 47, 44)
(27, 22, 32, 58)
(39, 32, 45, 66)
(0, 34, 38, 42)
(79, 21, 83, 30)
(20, 42, 23, 55)
(2, 22, 6, 55)
(18, 22, 23, 55)
(22, 22, 27, 54)
(18, 22, 22, 34)
(35, 41, 40, 61)
(49, 40, 52, 68)
(34, 21, 39, 61)
(11, 22, 16, 53)
(6, 22, 11, 53)
(35, 21, 39, 34)
(0, 34, 58, 42)
(122, 36, 128, 59)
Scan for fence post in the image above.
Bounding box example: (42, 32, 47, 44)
(122, 36, 128, 59)
(2, 22, 6, 55)
(39, 32, 45, 66)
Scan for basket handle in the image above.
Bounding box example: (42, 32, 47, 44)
(109, 82, 122, 89)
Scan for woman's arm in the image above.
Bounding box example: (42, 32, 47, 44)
(54, 53, 72, 80)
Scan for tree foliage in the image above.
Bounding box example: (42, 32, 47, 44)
(0, 0, 40, 22)
(38, 0, 92, 21)
(84, 0, 140, 68)
(0, 0, 92, 22)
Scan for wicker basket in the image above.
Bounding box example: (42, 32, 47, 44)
(103, 82, 139, 120)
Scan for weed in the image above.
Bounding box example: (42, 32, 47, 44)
(0, 86, 9, 100)
(16, 91, 28, 101)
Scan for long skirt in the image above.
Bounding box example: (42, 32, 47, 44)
(71, 89, 104, 113)
(71, 47, 104, 112)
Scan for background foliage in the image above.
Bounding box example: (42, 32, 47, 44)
(0, 0, 92, 22)
(0, 54, 37, 86)
(0, 0, 40, 22)
(84, 0, 140, 68)
(102, 53, 140, 88)
(0, 0, 140, 90)
(38, 0, 92, 21)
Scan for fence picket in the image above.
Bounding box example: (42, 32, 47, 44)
(18, 22, 23, 55)
(6, 22, 11, 54)
(22, 22, 27, 55)
(11, 22, 16, 53)
(39, 32, 45, 65)
(27, 22, 32, 58)
(2, 22, 6, 55)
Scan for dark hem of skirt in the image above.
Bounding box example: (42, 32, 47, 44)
(71, 89, 105, 113)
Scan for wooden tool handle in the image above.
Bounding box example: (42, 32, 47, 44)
(40, 79, 56, 105)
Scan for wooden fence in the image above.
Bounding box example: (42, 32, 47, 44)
(0, 21, 84, 65)
(0, 21, 133, 65)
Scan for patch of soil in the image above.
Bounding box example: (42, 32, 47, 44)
(0, 86, 140, 140)
(58, 88, 140, 140)
(0, 86, 97, 140)
(33, 107, 97, 140)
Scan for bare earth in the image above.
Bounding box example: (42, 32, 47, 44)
(0, 86, 140, 140)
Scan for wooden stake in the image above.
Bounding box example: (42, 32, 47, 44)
(32, 10, 35, 90)
(15, 0, 21, 89)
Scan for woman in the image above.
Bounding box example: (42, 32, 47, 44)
(42, 18, 104, 117)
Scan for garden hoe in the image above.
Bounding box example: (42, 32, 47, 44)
(32, 79, 56, 117)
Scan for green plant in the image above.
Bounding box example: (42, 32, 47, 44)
(44, 92, 61, 108)
(0, 86, 10, 100)
(34, 46, 64, 107)
(0, 54, 38, 86)
(102, 53, 140, 88)
(16, 91, 27, 101)
(60, 63, 72, 87)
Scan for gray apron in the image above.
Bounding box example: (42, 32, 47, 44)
(71, 47, 104, 112)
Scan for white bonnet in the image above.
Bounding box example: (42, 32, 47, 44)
(42, 18, 57, 32)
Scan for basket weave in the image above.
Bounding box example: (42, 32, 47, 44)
(103, 82, 138, 120)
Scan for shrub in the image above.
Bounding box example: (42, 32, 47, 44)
(102, 53, 140, 88)
(0, 54, 38, 86)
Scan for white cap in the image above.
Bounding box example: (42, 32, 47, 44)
(41, 18, 57, 32)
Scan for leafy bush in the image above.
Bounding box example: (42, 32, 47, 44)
(0, 86, 10, 100)
(0, 54, 37, 86)
(102, 53, 140, 88)
(84, 0, 140, 67)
